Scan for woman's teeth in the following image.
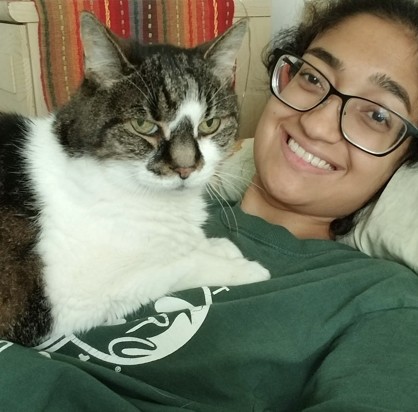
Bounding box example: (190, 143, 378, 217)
(288, 138, 335, 171)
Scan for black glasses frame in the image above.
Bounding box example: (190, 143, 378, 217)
(270, 49, 418, 157)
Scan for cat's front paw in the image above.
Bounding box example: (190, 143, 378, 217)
(206, 238, 270, 285)
(207, 237, 245, 259)
(171, 254, 270, 292)
(228, 259, 270, 285)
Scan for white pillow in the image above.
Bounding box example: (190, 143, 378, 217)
(217, 138, 418, 273)
(339, 165, 418, 273)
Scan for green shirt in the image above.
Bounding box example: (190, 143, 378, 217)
(2, 203, 418, 411)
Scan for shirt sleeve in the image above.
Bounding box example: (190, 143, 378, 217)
(300, 308, 418, 411)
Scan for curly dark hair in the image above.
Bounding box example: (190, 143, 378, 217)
(262, 0, 418, 237)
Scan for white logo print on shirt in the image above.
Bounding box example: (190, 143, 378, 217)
(33, 286, 230, 368)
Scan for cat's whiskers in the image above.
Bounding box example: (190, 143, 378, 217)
(205, 75, 236, 107)
(213, 170, 248, 199)
(210, 94, 238, 108)
(206, 184, 239, 233)
(219, 164, 264, 190)
(216, 163, 254, 181)
(125, 76, 155, 106)
(217, 165, 265, 196)
(206, 64, 245, 107)
(132, 66, 160, 103)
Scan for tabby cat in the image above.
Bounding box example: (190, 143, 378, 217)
(0, 13, 269, 346)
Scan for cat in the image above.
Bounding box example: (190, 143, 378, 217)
(0, 12, 269, 347)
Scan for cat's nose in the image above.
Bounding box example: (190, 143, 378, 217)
(175, 166, 195, 180)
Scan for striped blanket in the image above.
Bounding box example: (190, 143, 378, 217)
(33, 0, 235, 110)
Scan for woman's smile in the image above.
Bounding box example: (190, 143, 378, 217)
(287, 137, 336, 171)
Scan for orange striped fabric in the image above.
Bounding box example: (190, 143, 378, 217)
(33, 0, 235, 111)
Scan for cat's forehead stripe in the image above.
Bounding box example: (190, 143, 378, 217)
(169, 99, 204, 132)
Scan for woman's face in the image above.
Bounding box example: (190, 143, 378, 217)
(253, 14, 418, 224)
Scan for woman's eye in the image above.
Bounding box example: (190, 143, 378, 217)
(369, 109, 391, 127)
(300, 71, 323, 88)
(130, 118, 158, 135)
(198, 118, 221, 135)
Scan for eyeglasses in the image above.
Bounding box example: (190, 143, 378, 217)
(270, 49, 418, 156)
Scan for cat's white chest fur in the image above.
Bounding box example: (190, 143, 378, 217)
(24, 117, 269, 337)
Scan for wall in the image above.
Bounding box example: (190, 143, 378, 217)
(234, 0, 272, 139)
(235, 0, 306, 139)
(271, 0, 305, 34)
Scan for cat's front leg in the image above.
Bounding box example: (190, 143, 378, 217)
(206, 237, 250, 259)
(172, 239, 270, 292)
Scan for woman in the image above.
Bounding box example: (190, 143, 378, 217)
(246, 0, 418, 240)
(2, 0, 418, 410)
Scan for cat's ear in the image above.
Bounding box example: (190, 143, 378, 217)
(80, 11, 134, 87)
(202, 19, 248, 83)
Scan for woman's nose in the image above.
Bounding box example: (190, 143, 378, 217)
(299, 96, 344, 144)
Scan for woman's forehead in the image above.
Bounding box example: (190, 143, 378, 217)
(307, 14, 418, 113)
(309, 14, 418, 64)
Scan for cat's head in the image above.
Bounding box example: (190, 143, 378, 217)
(55, 12, 247, 192)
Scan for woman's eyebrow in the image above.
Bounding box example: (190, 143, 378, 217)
(370, 73, 411, 112)
(306, 47, 411, 112)
(305, 47, 344, 70)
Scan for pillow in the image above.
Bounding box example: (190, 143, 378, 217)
(218, 138, 418, 273)
(339, 165, 418, 273)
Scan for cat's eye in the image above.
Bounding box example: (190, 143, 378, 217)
(130, 118, 158, 135)
(198, 118, 221, 135)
